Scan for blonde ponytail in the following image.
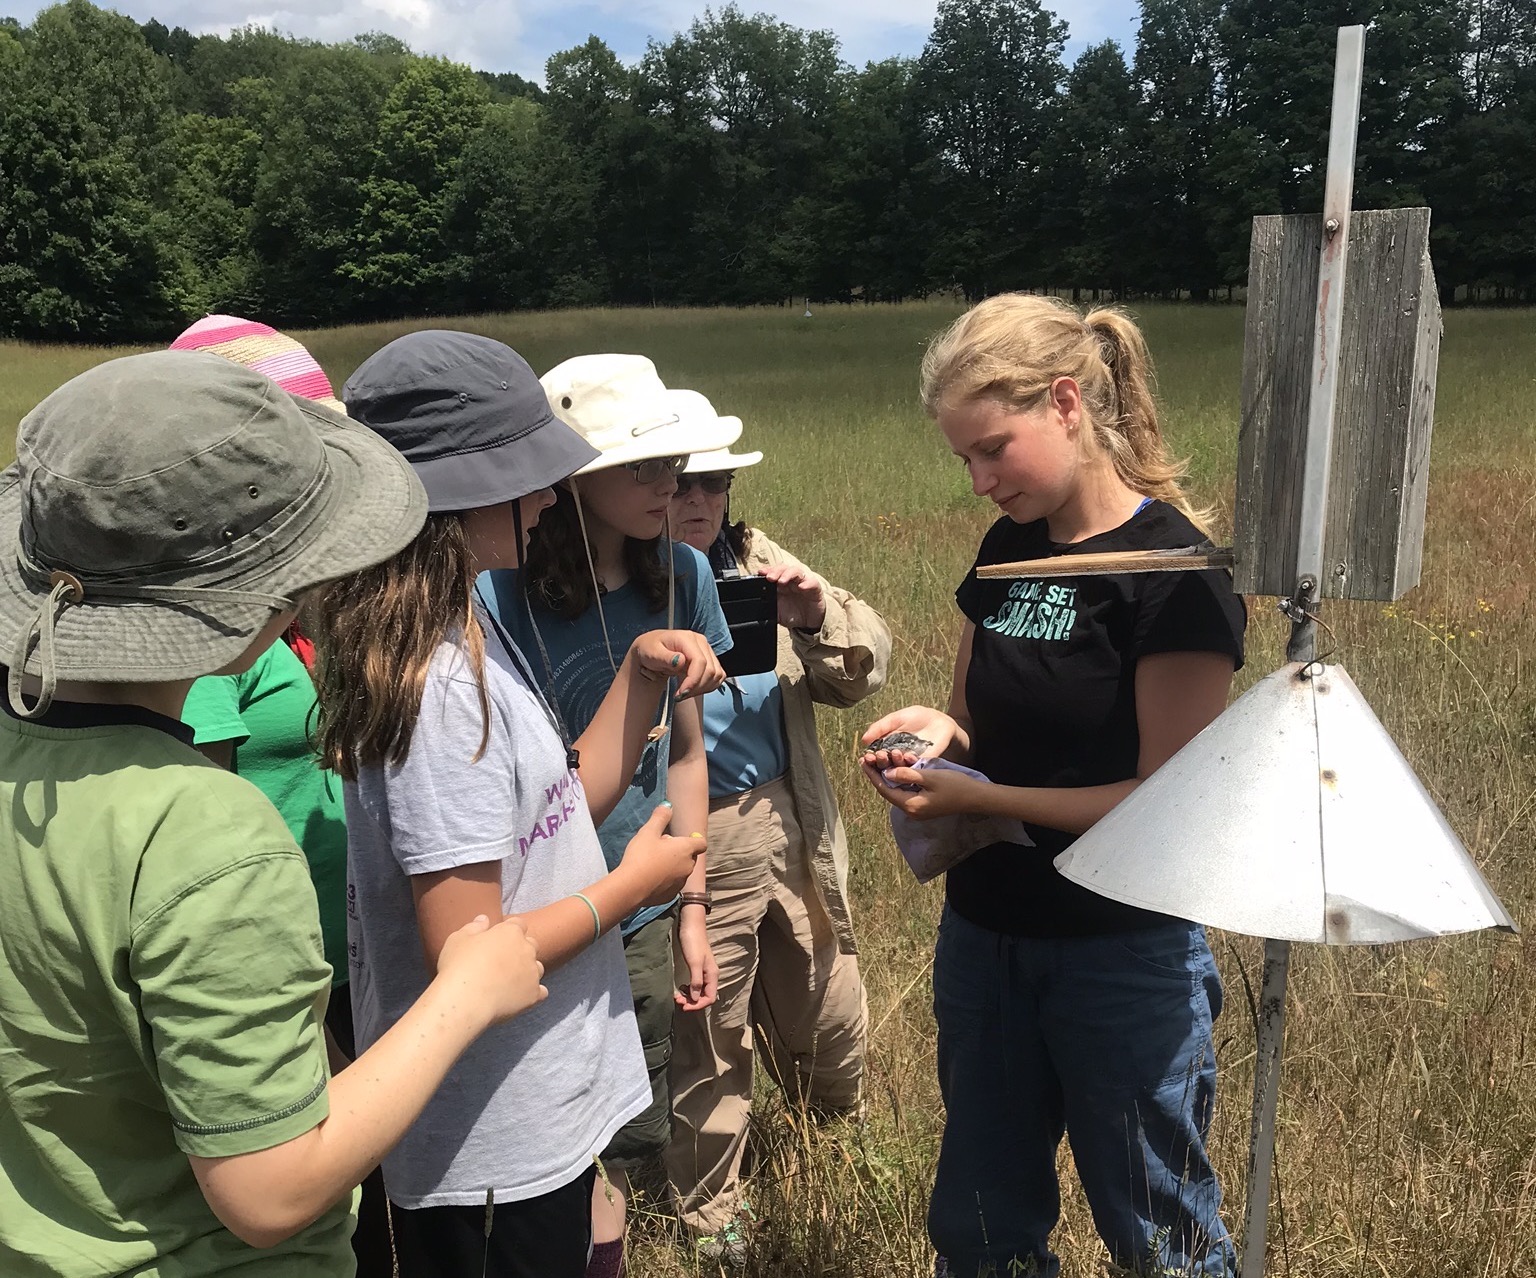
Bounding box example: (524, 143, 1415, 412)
(921, 294, 1211, 535)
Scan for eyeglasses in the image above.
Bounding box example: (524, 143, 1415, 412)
(674, 473, 733, 495)
(624, 455, 688, 484)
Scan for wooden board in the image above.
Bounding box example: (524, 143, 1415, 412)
(1235, 208, 1439, 601)
(976, 547, 1236, 579)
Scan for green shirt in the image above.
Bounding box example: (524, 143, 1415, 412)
(0, 701, 352, 1277)
(182, 640, 349, 986)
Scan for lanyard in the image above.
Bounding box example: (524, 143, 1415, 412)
(473, 584, 581, 772)
(710, 528, 744, 580)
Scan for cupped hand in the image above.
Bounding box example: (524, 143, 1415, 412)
(755, 562, 825, 632)
(860, 705, 960, 770)
(631, 629, 726, 699)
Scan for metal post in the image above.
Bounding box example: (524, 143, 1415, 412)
(1293, 24, 1365, 600)
(1241, 25, 1365, 1278)
(1240, 939, 1292, 1278)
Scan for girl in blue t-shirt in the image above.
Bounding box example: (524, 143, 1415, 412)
(862, 295, 1247, 1278)
(483, 353, 737, 1278)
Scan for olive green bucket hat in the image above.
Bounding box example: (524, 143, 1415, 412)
(1, 349, 428, 717)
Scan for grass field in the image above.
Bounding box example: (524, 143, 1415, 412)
(4, 303, 1534, 1277)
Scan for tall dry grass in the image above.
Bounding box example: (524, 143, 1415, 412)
(3, 302, 1532, 1277)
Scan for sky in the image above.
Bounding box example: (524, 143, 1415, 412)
(0, 0, 1143, 84)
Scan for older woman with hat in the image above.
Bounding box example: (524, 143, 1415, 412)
(0, 350, 547, 1275)
(664, 437, 891, 1259)
(480, 353, 739, 1278)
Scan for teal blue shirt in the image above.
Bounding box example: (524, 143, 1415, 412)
(480, 542, 731, 934)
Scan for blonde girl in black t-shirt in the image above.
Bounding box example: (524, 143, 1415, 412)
(861, 294, 1246, 1278)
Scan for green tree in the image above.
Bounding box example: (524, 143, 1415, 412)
(631, 5, 845, 303)
(545, 36, 630, 136)
(1131, 0, 1227, 297)
(1217, 0, 1467, 211)
(476, 69, 545, 102)
(350, 30, 411, 58)
(180, 25, 306, 118)
(344, 57, 489, 312)
(1037, 40, 1143, 296)
(1428, 0, 1536, 298)
(141, 17, 200, 113)
(443, 99, 602, 308)
(915, 0, 1068, 297)
(247, 44, 397, 324)
(1199, 0, 1472, 292)
(171, 112, 262, 314)
(543, 37, 646, 299)
(140, 17, 195, 62)
(1463, 0, 1536, 111)
(802, 57, 933, 301)
(0, 0, 186, 339)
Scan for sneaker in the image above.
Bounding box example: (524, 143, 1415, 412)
(695, 1202, 755, 1267)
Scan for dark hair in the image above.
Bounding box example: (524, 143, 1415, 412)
(312, 513, 491, 781)
(524, 481, 670, 620)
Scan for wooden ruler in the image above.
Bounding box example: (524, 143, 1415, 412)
(975, 546, 1236, 580)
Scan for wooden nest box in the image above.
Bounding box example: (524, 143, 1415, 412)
(1235, 207, 1441, 602)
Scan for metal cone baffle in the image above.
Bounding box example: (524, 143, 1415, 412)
(1054, 662, 1516, 944)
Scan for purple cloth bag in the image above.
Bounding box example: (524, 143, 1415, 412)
(883, 757, 1033, 884)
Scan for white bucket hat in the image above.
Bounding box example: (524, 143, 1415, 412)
(540, 355, 741, 474)
(682, 445, 763, 473)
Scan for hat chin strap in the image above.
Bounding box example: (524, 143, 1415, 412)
(647, 508, 677, 744)
(569, 481, 621, 677)
(568, 483, 675, 744)
(9, 549, 295, 720)
(8, 575, 74, 719)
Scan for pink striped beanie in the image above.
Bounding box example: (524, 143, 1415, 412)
(170, 315, 345, 414)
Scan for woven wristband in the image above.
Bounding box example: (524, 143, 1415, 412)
(572, 892, 602, 941)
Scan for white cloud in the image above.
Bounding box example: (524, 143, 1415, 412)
(369, 0, 434, 25)
(0, 0, 1140, 80)
(538, 0, 1139, 62)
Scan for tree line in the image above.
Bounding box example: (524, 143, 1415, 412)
(0, 0, 1532, 341)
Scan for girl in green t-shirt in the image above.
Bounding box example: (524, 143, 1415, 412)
(0, 349, 547, 1278)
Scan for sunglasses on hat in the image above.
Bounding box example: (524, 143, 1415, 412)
(624, 455, 688, 483)
(674, 473, 733, 495)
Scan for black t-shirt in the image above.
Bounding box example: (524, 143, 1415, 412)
(948, 501, 1247, 937)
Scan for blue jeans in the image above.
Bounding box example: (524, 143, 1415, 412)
(928, 906, 1235, 1278)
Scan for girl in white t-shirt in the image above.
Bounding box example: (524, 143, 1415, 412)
(311, 330, 725, 1278)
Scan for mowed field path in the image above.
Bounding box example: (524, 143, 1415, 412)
(4, 303, 1534, 1276)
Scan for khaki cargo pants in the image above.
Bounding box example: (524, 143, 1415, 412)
(665, 775, 867, 1233)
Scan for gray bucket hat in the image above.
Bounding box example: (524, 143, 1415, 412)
(0, 349, 428, 716)
(343, 330, 598, 511)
